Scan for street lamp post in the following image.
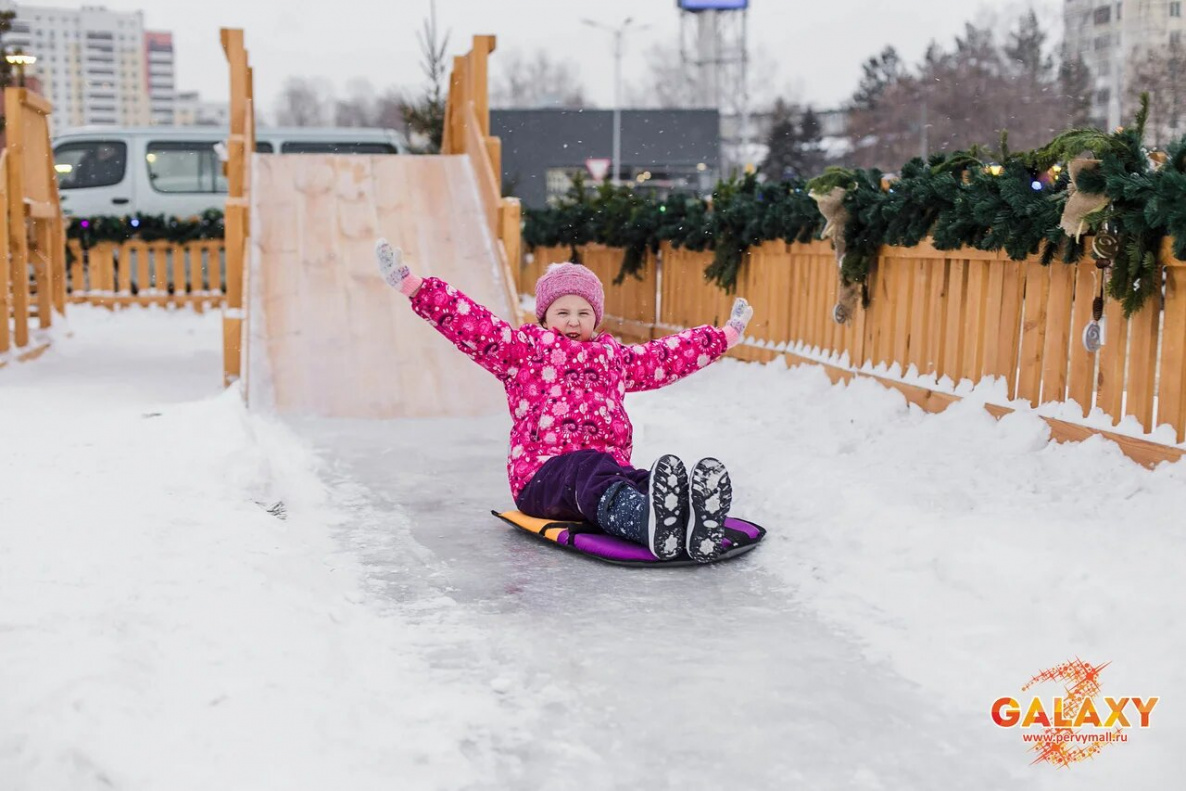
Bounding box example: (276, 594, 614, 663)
(582, 17, 647, 186)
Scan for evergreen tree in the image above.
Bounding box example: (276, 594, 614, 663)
(798, 106, 825, 175)
(761, 101, 825, 180)
(1003, 10, 1057, 148)
(1005, 10, 1053, 81)
(399, 1, 449, 153)
(1057, 44, 1094, 128)
(851, 46, 902, 111)
(1128, 38, 1186, 146)
(761, 99, 798, 180)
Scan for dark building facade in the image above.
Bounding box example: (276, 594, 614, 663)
(490, 108, 721, 209)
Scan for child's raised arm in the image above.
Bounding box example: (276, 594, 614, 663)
(376, 239, 529, 381)
(622, 298, 753, 392)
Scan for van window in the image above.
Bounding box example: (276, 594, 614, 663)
(146, 141, 228, 193)
(255, 141, 274, 153)
(54, 141, 127, 189)
(280, 141, 397, 154)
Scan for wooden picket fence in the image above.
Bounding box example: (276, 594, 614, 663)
(66, 239, 226, 312)
(1, 86, 66, 367)
(525, 239, 1186, 460)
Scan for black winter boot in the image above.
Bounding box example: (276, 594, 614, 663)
(646, 454, 690, 560)
(687, 457, 732, 563)
(594, 455, 689, 560)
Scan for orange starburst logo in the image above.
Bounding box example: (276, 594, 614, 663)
(990, 658, 1157, 767)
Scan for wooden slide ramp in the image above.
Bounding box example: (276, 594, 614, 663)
(245, 153, 513, 419)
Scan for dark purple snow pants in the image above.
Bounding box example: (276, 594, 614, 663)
(514, 450, 649, 524)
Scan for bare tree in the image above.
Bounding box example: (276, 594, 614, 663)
(374, 86, 408, 134)
(334, 78, 378, 127)
(630, 40, 781, 114)
(275, 77, 331, 127)
(491, 49, 588, 108)
(1127, 38, 1186, 147)
(629, 42, 701, 108)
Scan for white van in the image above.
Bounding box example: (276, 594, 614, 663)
(52, 126, 406, 218)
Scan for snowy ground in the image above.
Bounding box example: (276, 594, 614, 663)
(2, 306, 1184, 789)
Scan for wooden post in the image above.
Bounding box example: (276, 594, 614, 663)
(68, 240, 84, 300)
(448, 57, 467, 155)
(471, 35, 495, 138)
(221, 27, 253, 387)
(6, 88, 31, 349)
(486, 136, 502, 190)
(0, 152, 9, 355)
(44, 103, 67, 318)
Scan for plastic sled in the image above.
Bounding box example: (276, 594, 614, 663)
(492, 510, 766, 567)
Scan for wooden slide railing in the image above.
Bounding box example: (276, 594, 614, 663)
(442, 35, 523, 323)
(1, 86, 66, 368)
(221, 27, 255, 388)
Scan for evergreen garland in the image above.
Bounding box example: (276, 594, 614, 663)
(703, 173, 766, 293)
(1039, 95, 1163, 315)
(66, 209, 225, 247)
(64, 209, 225, 267)
(517, 101, 1186, 313)
(757, 179, 824, 245)
(522, 172, 597, 264)
(1145, 138, 1186, 262)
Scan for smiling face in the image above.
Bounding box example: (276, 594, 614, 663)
(543, 294, 597, 342)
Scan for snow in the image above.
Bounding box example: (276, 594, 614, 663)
(2, 305, 1184, 788)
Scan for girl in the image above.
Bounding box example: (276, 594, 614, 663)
(375, 239, 753, 563)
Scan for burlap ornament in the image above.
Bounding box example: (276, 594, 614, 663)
(1059, 156, 1110, 240)
(810, 186, 858, 324)
(811, 186, 849, 264)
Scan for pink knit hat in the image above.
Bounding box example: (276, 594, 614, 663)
(535, 262, 604, 326)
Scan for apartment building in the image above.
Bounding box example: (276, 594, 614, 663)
(1064, 0, 1186, 129)
(0, 3, 175, 127)
(145, 30, 175, 125)
(174, 90, 227, 127)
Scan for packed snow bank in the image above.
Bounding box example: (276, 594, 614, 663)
(0, 308, 507, 790)
(630, 355, 1186, 782)
(4, 307, 1183, 787)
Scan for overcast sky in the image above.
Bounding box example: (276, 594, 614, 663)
(55, 0, 1061, 117)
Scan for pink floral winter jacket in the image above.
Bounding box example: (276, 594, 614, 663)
(410, 277, 729, 498)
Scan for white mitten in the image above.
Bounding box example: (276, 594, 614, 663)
(723, 297, 753, 348)
(375, 238, 422, 296)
